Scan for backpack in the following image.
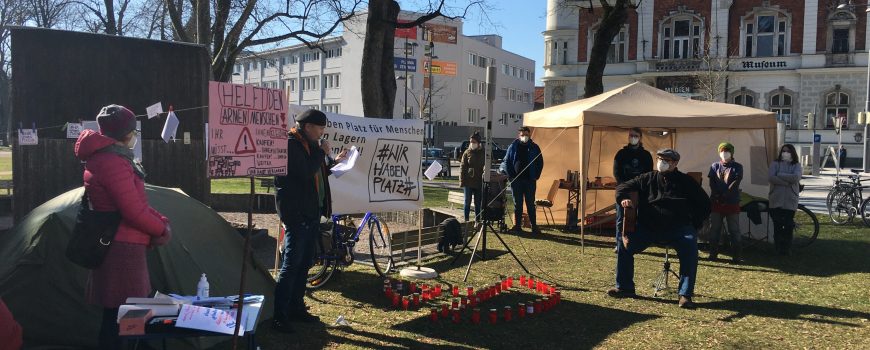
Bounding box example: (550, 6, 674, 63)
(437, 218, 462, 253)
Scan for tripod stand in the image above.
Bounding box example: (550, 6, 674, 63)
(450, 181, 529, 281)
(651, 247, 679, 297)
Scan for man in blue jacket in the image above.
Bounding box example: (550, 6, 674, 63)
(500, 127, 544, 234)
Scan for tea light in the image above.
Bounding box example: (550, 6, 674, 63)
(441, 304, 449, 318)
(471, 308, 481, 324)
(402, 296, 410, 310)
(452, 285, 459, 297)
(410, 281, 417, 293)
(434, 284, 442, 297)
(504, 306, 513, 322)
(452, 308, 461, 323)
(430, 307, 439, 322)
(518, 303, 526, 318)
(467, 286, 474, 297)
(488, 309, 498, 324)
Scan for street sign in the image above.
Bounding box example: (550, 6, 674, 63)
(393, 57, 417, 72)
(814, 134, 821, 143)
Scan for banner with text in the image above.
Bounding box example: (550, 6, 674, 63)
(289, 105, 424, 214)
(208, 81, 289, 178)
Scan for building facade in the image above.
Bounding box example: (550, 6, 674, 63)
(232, 12, 536, 148)
(543, 0, 870, 164)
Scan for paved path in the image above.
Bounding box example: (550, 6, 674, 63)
(798, 168, 869, 215)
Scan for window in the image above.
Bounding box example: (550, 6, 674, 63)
(324, 104, 340, 113)
(825, 91, 849, 129)
(548, 40, 568, 65)
(290, 55, 298, 64)
(509, 89, 517, 101)
(832, 29, 849, 53)
(478, 81, 486, 96)
(267, 60, 276, 68)
(322, 74, 340, 89)
(607, 30, 626, 63)
(467, 108, 479, 124)
(524, 92, 531, 104)
(733, 92, 755, 107)
(478, 56, 488, 68)
(289, 79, 296, 92)
(467, 79, 477, 94)
(500, 113, 508, 125)
(661, 16, 702, 59)
(326, 47, 342, 58)
(769, 91, 793, 127)
(503, 64, 509, 75)
(743, 11, 789, 57)
(252, 61, 258, 69)
(469, 52, 478, 66)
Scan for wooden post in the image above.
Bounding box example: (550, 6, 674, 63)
(232, 177, 254, 349)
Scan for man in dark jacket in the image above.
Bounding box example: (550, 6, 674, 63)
(500, 126, 544, 234)
(272, 109, 346, 333)
(613, 128, 653, 251)
(609, 149, 710, 309)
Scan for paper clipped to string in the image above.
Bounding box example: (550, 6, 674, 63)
(424, 160, 443, 180)
(146, 102, 163, 119)
(161, 111, 179, 143)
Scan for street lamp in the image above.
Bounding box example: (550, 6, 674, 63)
(423, 36, 437, 151)
(839, 1, 870, 173)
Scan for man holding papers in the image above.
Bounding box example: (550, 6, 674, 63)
(272, 110, 347, 334)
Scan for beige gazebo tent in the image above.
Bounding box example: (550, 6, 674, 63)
(524, 82, 778, 244)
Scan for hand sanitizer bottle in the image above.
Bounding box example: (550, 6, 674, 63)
(197, 273, 209, 300)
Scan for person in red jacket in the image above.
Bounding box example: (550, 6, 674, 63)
(74, 105, 171, 349)
(0, 298, 22, 350)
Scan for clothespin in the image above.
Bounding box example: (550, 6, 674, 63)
(32, 122, 36, 131)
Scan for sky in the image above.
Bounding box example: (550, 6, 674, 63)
(461, 1, 548, 86)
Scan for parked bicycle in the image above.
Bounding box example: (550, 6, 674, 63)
(742, 200, 819, 248)
(826, 169, 869, 225)
(306, 212, 396, 288)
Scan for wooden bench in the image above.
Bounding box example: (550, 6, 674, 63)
(0, 180, 11, 195)
(259, 178, 274, 193)
(390, 226, 442, 260)
(447, 191, 472, 210)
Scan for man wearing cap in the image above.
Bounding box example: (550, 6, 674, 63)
(707, 142, 743, 263)
(272, 109, 347, 333)
(500, 126, 544, 234)
(610, 149, 710, 308)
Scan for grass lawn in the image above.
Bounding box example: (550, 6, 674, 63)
(218, 212, 869, 349)
(211, 177, 273, 194)
(0, 151, 11, 181)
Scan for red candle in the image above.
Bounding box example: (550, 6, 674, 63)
(452, 285, 459, 297)
(392, 294, 400, 307)
(471, 308, 481, 324)
(422, 290, 430, 301)
(542, 297, 550, 311)
(430, 307, 438, 322)
(518, 303, 526, 318)
(495, 283, 502, 294)
(504, 306, 513, 322)
(385, 286, 393, 298)
(477, 291, 484, 302)
(413, 293, 420, 307)
(451, 298, 459, 309)
(520, 275, 526, 285)
(452, 308, 461, 323)
(535, 299, 543, 313)
(460, 297, 467, 308)
(410, 282, 417, 293)
(402, 296, 410, 310)
(508, 276, 514, 288)
(434, 284, 442, 297)
(466, 286, 473, 297)
(488, 309, 497, 324)
(528, 278, 535, 289)
(441, 304, 449, 318)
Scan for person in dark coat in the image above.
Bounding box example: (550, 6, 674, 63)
(609, 149, 710, 309)
(74, 105, 171, 349)
(460, 132, 485, 221)
(500, 126, 544, 234)
(612, 127, 653, 251)
(707, 142, 744, 263)
(272, 109, 347, 333)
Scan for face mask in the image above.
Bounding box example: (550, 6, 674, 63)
(781, 152, 791, 161)
(720, 151, 731, 161)
(629, 137, 640, 146)
(520, 136, 529, 143)
(126, 135, 138, 149)
(656, 159, 670, 172)
(470, 143, 480, 150)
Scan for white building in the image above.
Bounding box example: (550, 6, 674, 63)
(543, 0, 870, 166)
(232, 12, 536, 148)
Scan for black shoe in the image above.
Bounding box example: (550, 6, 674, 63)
(272, 319, 295, 333)
(290, 310, 320, 323)
(509, 225, 524, 233)
(531, 226, 543, 234)
(606, 288, 636, 298)
(678, 296, 695, 309)
(708, 252, 718, 261)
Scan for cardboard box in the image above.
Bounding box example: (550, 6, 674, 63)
(119, 309, 153, 336)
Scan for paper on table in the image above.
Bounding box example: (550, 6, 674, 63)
(330, 146, 359, 178)
(175, 304, 245, 335)
(424, 161, 443, 180)
(146, 102, 163, 119)
(161, 111, 179, 143)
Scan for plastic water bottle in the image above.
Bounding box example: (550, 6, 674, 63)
(196, 273, 209, 300)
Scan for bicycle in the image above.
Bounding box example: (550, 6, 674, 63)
(741, 201, 819, 248)
(826, 169, 869, 225)
(859, 197, 870, 227)
(305, 212, 396, 289)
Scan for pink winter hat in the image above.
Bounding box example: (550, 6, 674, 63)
(96, 104, 137, 141)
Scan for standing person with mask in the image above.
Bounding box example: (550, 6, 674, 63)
(769, 144, 802, 255)
(613, 128, 653, 251)
(500, 127, 544, 234)
(460, 132, 485, 222)
(610, 149, 710, 308)
(272, 109, 347, 333)
(75, 105, 171, 349)
(707, 142, 743, 263)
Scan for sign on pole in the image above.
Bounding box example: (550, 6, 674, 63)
(208, 81, 289, 178)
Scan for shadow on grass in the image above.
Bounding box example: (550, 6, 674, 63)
(703, 298, 870, 326)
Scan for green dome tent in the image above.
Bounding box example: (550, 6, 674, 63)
(0, 185, 275, 348)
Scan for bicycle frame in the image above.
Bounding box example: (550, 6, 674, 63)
(320, 212, 385, 268)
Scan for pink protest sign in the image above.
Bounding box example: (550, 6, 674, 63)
(207, 81, 289, 178)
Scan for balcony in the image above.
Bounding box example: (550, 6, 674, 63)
(653, 59, 702, 72)
(825, 53, 854, 67)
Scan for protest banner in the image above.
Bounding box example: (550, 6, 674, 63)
(207, 81, 289, 178)
(288, 105, 424, 214)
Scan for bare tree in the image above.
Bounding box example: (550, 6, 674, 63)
(695, 36, 734, 102)
(25, 0, 71, 28)
(360, 0, 490, 118)
(0, 0, 26, 141)
(573, 0, 638, 98)
(71, 0, 137, 35)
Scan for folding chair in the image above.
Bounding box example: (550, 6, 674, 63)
(535, 179, 560, 226)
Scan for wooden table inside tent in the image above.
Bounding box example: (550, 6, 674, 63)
(559, 180, 618, 231)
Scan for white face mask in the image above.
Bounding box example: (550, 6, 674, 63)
(629, 137, 640, 146)
(470, 143, 480, 150)
(720, 151, 731, 161)
(519, 136, 530, 143)
(126, 134, 138, 149)
(656, 159, 670, 172)
(781, 152, 791, 161)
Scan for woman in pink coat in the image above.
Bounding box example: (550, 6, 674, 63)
(74, 105, 171, 349)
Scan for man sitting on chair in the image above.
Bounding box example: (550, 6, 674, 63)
(608, 149, 711, 308)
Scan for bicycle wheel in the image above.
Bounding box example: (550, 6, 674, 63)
(827, 188, 856, 224)
(368, 217, 395, 277)
(861, 197, 870, 228)
(792, 204, 819, 248)
(307, 233, 337, 289)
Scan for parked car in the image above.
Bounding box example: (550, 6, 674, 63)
(422, 147, 450, 178)
(453, 141, 507, 163)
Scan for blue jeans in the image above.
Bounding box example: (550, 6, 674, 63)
(463, 186, 482, 221)
(615, 224, 699, 297)
(614, 204, 624, 248)
(274, 219, 318, 321)
(510, 180, 537, 227)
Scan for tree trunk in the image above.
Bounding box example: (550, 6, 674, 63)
(103, 0, 117, 34)
(360, 0, 399, 118)
(195, 0, 209, 46)
(584, 1, 628, 98)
